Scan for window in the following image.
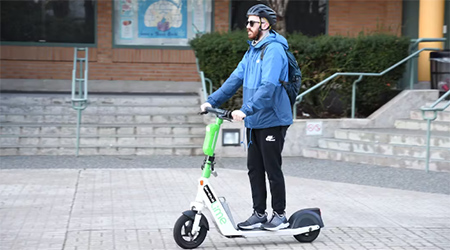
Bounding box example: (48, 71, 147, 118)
(0, 0, 96, 44)
(113, 0, 213, 47)
(231, 0, 327, 36)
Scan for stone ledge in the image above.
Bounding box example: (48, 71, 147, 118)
(0, 79, 201, 94)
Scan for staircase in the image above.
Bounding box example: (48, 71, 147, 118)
(303, 103, 450, 172)
(0, 93, 205, 156)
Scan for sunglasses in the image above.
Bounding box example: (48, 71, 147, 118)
(246, 20, 261, 27)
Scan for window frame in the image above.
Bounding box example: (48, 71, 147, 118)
(0, 0, 98, 47)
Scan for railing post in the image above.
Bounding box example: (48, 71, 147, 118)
(71, 47, 89, 156)
(421, 90, 450, 172)
(425, 118, 432, 173)
(293, 98, 300, 118)
(351, 75, 364, 118)
(409, 55, 416, 90)
(422, 109, 438, 173)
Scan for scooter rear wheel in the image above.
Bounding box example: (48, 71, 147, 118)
(294, 229, 320, 243)
(292, 215, 321, 243)
(173, 214, 207, 249)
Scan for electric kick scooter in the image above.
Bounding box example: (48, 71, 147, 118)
(173, 107, 324, 249)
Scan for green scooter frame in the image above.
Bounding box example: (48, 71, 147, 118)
(173, 107, 324, 249)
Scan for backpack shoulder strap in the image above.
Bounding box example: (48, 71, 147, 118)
(260, 43, 271, 60)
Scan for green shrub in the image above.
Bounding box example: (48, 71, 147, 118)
(189, 31, 410, 118)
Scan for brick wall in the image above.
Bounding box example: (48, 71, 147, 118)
(328, 0, 403, 36)
(0, 0, 232, 83)
(97, 0, 113, 64)
(214, 0, 230, 32)
(0, 0, 404, 84)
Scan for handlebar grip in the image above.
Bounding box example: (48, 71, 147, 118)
(204, 107, 216, 113)
(204, 107, 233, 120)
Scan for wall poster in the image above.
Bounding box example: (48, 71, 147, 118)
(114, 0, 212, 46)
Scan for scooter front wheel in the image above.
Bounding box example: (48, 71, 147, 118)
(173, 214, 207, 249)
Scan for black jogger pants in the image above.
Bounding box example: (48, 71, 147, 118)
(246, 126, 288, 215)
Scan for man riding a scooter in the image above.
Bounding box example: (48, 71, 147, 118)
(200, 3, 293, 231)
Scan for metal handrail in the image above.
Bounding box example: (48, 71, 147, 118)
(421, 90, 450, 172)
(408, 38, 447, 89)
(409, 38, 447, 50)
(294, 47, 443, 119)
(71, 47, 89, 156)
(71, 48, 88, 107)
(195, 57, 212, 101)
(192, 24, 212, 101)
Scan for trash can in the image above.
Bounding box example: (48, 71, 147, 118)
(430, 50, 450, 92)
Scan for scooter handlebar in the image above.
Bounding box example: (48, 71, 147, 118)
(201, 107, 233, 121)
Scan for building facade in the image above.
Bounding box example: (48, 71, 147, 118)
(0, 0, 448, 90)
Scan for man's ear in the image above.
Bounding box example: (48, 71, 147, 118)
(261, 18, 270, 30)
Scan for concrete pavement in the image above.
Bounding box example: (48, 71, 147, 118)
(0, 156, 449, 250)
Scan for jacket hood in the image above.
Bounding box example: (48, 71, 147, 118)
(249, 31, 289, 50)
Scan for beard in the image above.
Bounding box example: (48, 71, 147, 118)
(247, 28, 258, 40)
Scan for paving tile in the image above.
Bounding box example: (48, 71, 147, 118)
(0, 167, 449, 250)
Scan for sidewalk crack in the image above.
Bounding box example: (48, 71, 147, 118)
(62, 169, 82, 249)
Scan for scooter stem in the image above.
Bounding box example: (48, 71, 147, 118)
(202, 117, 223, 178)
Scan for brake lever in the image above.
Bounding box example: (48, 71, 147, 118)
(218, 115, 233, 122)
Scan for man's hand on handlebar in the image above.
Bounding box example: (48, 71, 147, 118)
(200, 103, 245, 122)
(200, 102, 212, 112)
(231, 110, 246, 121)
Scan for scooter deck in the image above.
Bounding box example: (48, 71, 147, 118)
(222, 225, 320, 238)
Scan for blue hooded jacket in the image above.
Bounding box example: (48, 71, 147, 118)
(207, 31, 293, 129)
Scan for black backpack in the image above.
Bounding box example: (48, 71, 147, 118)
(260, 43, 302, 108)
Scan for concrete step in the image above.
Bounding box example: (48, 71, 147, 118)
(0, 104, 200, 115)
(0, 113, 204, 124)
(0, 92, 205, 156)
(0, 93, 201, 106)
(318, 138, 450, 160)
(0, 144, 204, 156)
(394, 119, 450, 132)
(410, 110, 450, 122)
(302, 148, 450, 172)
(335, 128, 450, 147)
(0, 134, 204, 147)
(0, 123, 206, 136)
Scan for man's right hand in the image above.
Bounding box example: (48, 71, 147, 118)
(231, 110, 246, 121)
(200, 102, 212, 112)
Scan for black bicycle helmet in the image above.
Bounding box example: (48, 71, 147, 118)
(246, 4, 277, 26)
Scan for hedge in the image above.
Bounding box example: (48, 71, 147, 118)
(189, 31, 410, 118)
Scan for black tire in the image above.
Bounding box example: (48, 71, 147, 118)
(173, 214, 208, 249)
(292, 217, 321, 243)
(294, 228, 320, 243)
